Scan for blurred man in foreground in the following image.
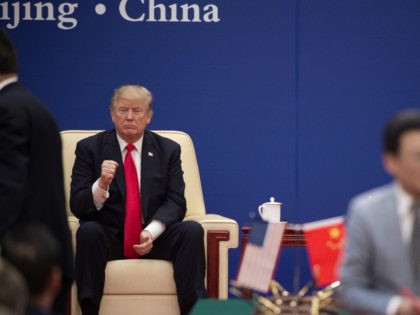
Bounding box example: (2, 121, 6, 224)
(340, 109, 420, 315)
(2, 224, 62, 315)
(0, 28, 73, 314)
(0, 257, 28, 315)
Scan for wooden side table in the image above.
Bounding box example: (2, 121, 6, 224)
(241, 223, 306, 258)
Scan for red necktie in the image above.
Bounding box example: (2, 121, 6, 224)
(124, 143, 142, 259)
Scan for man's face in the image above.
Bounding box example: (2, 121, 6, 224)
(110, 96, 152, 143)
(384, 130, 420, 199)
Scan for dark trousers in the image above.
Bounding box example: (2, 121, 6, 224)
(75, 221, 208, 315)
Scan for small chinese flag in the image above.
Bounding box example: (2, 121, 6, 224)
(302, 216, 346, 287)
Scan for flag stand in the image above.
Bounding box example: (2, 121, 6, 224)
(230, 280, 341, 315)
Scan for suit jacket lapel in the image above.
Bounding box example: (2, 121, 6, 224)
(382, 186, 412, 284)
(141, 131, 157, 220)
(103, 130, 125, 199)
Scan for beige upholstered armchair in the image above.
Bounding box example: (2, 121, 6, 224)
(61, 130, 239, 315)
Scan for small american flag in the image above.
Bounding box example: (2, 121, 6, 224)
(236, 221, 286, 292)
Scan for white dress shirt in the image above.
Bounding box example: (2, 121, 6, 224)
(0, 75, 18, 91)
(92, 133, 165, 241)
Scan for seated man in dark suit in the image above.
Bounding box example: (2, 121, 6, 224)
(70, 85, 207, 315)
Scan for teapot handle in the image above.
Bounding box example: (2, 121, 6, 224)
(258, 205, 264, 218)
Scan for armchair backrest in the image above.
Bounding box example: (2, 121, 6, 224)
(60, 130, 206, 217)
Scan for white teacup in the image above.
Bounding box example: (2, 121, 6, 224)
(258, 197, 282, 222)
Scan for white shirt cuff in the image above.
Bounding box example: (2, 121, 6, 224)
(92, 179, 109, 210)
(144, 220, 165, 241)
(387, 296, 402, 315)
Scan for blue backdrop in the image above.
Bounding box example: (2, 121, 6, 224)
(3, 0, 420, 294)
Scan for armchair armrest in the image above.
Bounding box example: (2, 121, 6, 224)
(68, 216, 79, 253)
(185, 214, 238, 299)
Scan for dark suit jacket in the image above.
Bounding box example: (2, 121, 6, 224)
(0, 82, 74, 284)
(70, 129, 186, 235)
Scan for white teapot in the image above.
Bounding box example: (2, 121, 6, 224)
(258, 197, 282, 222)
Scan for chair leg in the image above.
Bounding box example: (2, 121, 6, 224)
(206, 230, 230, 298)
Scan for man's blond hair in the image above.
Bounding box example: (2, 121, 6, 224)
(110, 85, 153, 115)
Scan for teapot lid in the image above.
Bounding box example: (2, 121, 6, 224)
(267, 197, 280, 204)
